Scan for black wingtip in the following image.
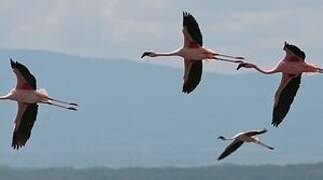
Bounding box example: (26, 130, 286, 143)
(217, 156, 224, 161)
(182, 86, 193, 94)
(182, 89, 189, 94)
(272, 110, 282, 127)
(260, 128, 268, 134)
(183, 11, 192, 18)
(183, 11, 188, 22)
(284, 42, 306, 60)
(271, 121, 279, 127)
(10, 58, 15, 68)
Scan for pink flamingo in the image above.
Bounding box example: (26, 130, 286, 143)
(217, 129, 274, 161)
(0, 59, 78, 150)
(141, 12, 244, 93)
(237, 42, 323, 127)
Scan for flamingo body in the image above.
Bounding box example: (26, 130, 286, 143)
(177, 47, 214, 60)
(217, 129, 274, 160)
(237, 42, 323, 127)
(8, 89, 49, 104)
(0, 59, 78, 150)
(142, 12, 244, 93)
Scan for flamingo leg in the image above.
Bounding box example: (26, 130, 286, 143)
(211, 57, 244, 64)
(47, 97, 78, 106)
(41, 101, 78, 111)
(254, 140, 274, 150)
(214, 53, 244, 60)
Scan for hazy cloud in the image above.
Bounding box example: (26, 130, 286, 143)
(0, 0, 322, 72)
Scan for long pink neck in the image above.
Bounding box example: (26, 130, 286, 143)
(0, 95, 10, 100)
(155, 51, 179, 57)
(252, 65, 279, 74)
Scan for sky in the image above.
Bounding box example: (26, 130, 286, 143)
(1, 0, 323, 72)
(1, 1, 323, 167)
(1, 49, 323, 167)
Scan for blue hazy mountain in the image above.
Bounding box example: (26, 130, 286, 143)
(0, 49, 323, 168)
(2, 163, 323, 180)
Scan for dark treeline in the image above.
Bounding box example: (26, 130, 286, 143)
(1, 163, 323, 180)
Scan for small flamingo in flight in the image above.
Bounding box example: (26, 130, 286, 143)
(0, 59, 78, 150)
(237, 42, 323, 127)
(141, 12, 244, 93)
(217, 129, 274, 161)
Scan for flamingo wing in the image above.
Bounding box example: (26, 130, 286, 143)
(272, 73, 302, 127)
(284, 42, 306, 62)
(218, 139, 244, 160)
(182, 12, 203, 47)
(183, 59, 203, 94)
(10, 59, 37, 90)
(12, 103, 38, 150)
(244, 129, 268, 137)
(181, 12, 203, 93)
(283, 51, 304, 62)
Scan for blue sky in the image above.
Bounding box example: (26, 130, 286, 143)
(1, 1, 323, 167)
(1, 0, 323, 72)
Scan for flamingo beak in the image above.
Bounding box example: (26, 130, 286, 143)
(236, 63, 247, 70)
(141, 52, 152, 58)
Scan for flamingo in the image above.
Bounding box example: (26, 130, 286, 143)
(217, 129, 274, 161)
(0, 59, 78, 150)
(237, 42, 323, 127)
(141, 12, 244, 93)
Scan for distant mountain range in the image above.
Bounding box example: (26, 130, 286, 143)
(2, 163, 323, 180)
(0, 49, 323, 168)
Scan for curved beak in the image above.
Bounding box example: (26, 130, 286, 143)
(236, 63, 248, 70)
(217, 136, 225, 140)
(141, 52, 152, 58)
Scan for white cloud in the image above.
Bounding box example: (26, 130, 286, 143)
(0, 0, 323, 72)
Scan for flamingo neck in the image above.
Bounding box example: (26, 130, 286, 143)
(155, 52, 179, 57)
(0, 95, 10, 100)
(221, 137, 235, 141)
(253, 65, 278, 74)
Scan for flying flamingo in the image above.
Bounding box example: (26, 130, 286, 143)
(217, 129, 274, 161)
(0, 59, 78, 150)
(237, 42, 323, 127)
(141, 12, 244, 93)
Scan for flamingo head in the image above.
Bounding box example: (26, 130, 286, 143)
(217, 136, 226, 140)
(236, 62, 255, 70)
(141, 52, 156, 58)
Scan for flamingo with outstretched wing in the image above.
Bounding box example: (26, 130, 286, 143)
(0, 59, 78, 150)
